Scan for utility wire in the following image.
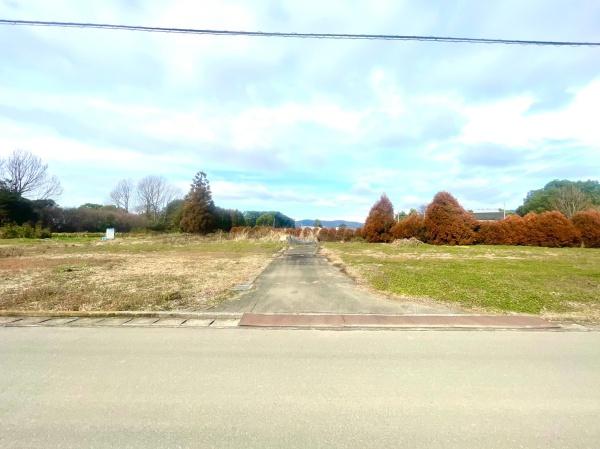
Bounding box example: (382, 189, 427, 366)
(1, 19, 599, 46)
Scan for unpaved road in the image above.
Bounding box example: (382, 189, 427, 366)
(214, 243, 454, 314)
(1, 327, 599, 449)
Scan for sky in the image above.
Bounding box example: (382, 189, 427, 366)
(1, 0, 599, 222)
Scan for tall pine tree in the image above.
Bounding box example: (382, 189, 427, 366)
(180, 172, 216, 234)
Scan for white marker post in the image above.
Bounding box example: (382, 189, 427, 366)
(105, 228, 115, 240)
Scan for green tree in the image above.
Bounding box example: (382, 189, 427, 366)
(395, 211, 407, 221)
(230, 210, 246, 227)
(180, 172, 216, 234)
(256, 212, 275, 227)
(313, 219, 323, 228)
(214, 207, 243, 232)
(0, 189, 36, 225)
(517, 179, 600, 215)
(244, 210, 294, 228)
(164, 199, 185, 230)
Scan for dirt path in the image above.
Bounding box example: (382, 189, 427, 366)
(213, 243, 456, 314)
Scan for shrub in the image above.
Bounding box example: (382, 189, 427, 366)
(230, 226, 299, 239)
(476, 215, 527, 245)
(56, 206, 147, 233)
(336, 227, 356, 241)
(363, 194, 395, 243)
(523, 211, 580, 247)
(316, 227, 356, 242)
(476, 221, 504, 245)
(230, 226, 267, 239)
(424, 192, 476, 245)
(571, 209, 600, 248)
(0, 223, 52, 239)
(501, 215, 527, 245)
(391, 212, 425, 240)
(316, 228, 336, 242)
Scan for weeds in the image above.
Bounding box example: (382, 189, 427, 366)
(0, 235, 283, 312)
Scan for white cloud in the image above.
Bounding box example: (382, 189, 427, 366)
(1, 0, 599, 218)
(459, 79, 600, 148)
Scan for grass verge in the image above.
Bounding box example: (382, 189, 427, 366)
(324, 242, 600, 322)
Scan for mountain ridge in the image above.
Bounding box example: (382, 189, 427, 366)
(295, 219, 363, 229)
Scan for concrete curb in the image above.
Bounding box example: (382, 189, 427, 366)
(0, 310, 243, 320)
(2, 311, 596, 331)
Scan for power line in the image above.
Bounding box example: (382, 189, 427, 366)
(1, 19, 599, 46)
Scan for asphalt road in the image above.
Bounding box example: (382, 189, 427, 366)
(214, 243, 455, 314)
(1, 326, 599, 449)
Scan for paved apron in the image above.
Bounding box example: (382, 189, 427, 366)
(213, 243, 456, 314)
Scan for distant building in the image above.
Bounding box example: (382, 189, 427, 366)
(472, 211, 511, 221)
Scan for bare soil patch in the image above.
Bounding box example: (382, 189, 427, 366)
(0, 235, 283, 312)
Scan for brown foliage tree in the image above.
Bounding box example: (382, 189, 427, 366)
(477, 215, 527, 245)
(315, 227, 356, 242)
(571, 209, 600, 248)
(180, 172, 216, 234)
(363, 194, 395, 243)
(391, 212, 425, 240)
(424, 192, 476, 245)
(316, 227, 336, 242)
(336, 226, 356, 241)
(476, 221, 504, 245)
(501, 215, 528, 245)
(523, 211, 580, 247)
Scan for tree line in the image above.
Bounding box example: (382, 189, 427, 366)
(361, 191, 600, 248)
(177, 171, 295, 233)
(516, 180, 600, 217)
(0, 150, 294, 235)
(2, 149, 599, 246)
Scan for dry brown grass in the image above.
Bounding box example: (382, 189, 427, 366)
(0, 234, 283, 312)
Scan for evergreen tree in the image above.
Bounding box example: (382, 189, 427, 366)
(230, 210, 246, 227)
(424, 192, 476, 245)
(363, 194, 395, 242)
(180, 172, 216, 234)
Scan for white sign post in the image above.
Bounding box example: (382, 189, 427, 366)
(105, 228, 115, 240)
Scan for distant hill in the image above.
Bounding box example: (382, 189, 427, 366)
(295, 219, 363, 229)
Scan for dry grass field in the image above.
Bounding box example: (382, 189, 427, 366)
(0, 234, 283, 312)
(324, 242, 600, 323)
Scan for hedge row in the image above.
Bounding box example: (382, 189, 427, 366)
(315, 227, 360, 242)
(364, 192, 600, 248)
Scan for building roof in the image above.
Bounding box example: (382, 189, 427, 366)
(473, 211, 506, 221)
